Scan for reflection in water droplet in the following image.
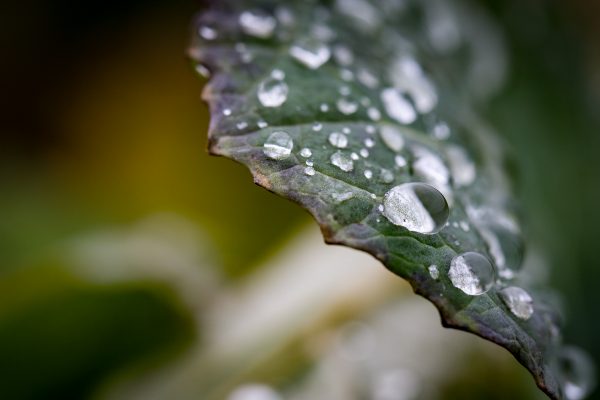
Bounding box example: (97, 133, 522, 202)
(289, 41, 331, 69)
(381, 88, 416, 124)
(382, 183, 449, 234)
(263, 131, 293, 160)
(331, 151, 354, 172)
(300, 148, 312, 158)
(227, 383, 282, 400)
(337, 98, 358, 115)
(447, 145, 476, 187)
(449, 252, 495, 295)
(257, 77, 288, 108)
(380, 126, 405, 152)
(329, 132, 348, 148)
(557, 346, 597, 400)
(499, 286, 533, 320)
(239, 10, 277, 39)
(429, 265, 439, 279)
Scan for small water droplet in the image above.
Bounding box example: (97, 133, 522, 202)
(340, 69, 354, 81)
(382, 183, 449, 234)
(337, 98, 358, 115)
(351, 152, 360, 160)
(557, 346, 597, 400)
(304, 166, 316, 176)
(289, 40, 331, 69)
(389, 55, 438, 114)
(429, 265, 439, 279)
(300, 148, 312, 158)
(379, 126, 405, 152)
(237, 121, 248, 130)
(499, 286, 534, 320)
(367, 107, 382, 121)
(257, 120, 268, 129)
(227, 383, 282, 400)
(312, 123, 323, 132)
(357, 68, 380, 88)
(332, 191, 355, 202)
(381, 88, 417, 124)
(395, 155, 407, 168)
(342, 127, 351, 134)
(194, 64, 211, 78)
(364, 169, 373, 179)
(263, 131, 293, 160)
(360, 97, 371, 107)
(330, 151, 354, 171)
(459, 221, 470, 231)
(320, 103, 330, 112)
(366, 125, 376, 134)
(333, 45, 354, 66)
(380, 168, 394, 183)
(199, 26, 217, 40)
(339, 85, 351, 96)
(305, 159, 314, 166)
(257, 76, 289, 108)
(223, 108, 232, 116)
(239, 10, 277, 39)
(433, 122, 451, 140)
(447, 145, 476, 187)
(329, 132, 348, 148)
(412, 146, 450, 186)
(271, 69, 285, 80)
(378, 204, 384, 212)
(364, 138, 375, 148)
(449, 252, 495, 295)
(360, 148, 369, 158)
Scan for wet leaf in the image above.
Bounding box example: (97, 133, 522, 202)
(189, 0, 577, 398)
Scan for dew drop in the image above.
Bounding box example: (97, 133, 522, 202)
(194, 64, 211, 78)
(239, 10, 277, 39)
(360, 148, 369, 158)
(448, 252, 495, 295)
(433, 122, 451, 140)
(263, 131, 293, 160)
(382, 183, 449, 234)
(312, 123, 323, 132)
(237, 121, 248, 130)
(337, 98, 358, 115)
(329, 132, 348, 148)
(289, 41, 331, 69)
(271, 69, 285, 80)
(380, 168, 394, 183)
(305, 159, 314, 166)
(223, 108, 232, 116)
(498, 286, 534, 320)
(257, 120, 268, 129)
(381, 88, 417, 124)
(557, 346, 597, 400)
(366, 125, 376, 135)
(428, 265, 440, 279)
(379, 125, 405, 152)
(412, 146, 450, 187)
(338, 85, 351, 96)
(330, 151, 354, 172)
(199, 26, 217, 40)
(395, 155, 407, 168)
(368, 107, 382, 121)
(389, 55, 438, 114)
(342, 127, 351, 134)
(320, 103, 330, 112)
(333, 45, 354, 66)
(332, 191, 355, 203)
(351, 152, 360, 160)
(300, 148, 312, 158)
(340, 69, 354, 81)
(227, 383, 282, 400)
(304, 166, 316, 176)
(364, 169, 373, 179)
(357, 68, 380, 88)
(364, 138, 375, 148)
(447, 145, 476, 187)
(257, 76, 289, 108)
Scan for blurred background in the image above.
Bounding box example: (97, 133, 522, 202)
(0, 0, 599, 399)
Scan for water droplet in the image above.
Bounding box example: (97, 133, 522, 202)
(289, 41, 331, 69)
(237, 121, 248, 130)
(337, 98, 358, 115)
(305, 159, 314, 166)
(449, 252, 495, 295)
(257, 120, 268, 129)
(263, 131, 293, 160)
(227, 383, 282, 400)
(366, 125, 376, 135)
(364, 138, 375, 148)
(447, 145, 476, 187)
(557, 346, 597, 400)
(499, 286, 534, 320)
(223, 108, 232, 116)
(257, 77, 288, 108)
(381, 88, 417, 124)
(239, 10, 277, 39)
(329, 132, 348, 148)
(194, 64, 211, 78)
(412, 146, 449, 187)
(340, 69, 354, 81)
(338, 85, 351, 96)
(368, 107, 382, 121)
(380, 169, 394, 183)
(332, 191, 355, 202)
(304, 166, 316, 176)
(330, 151, 354, 171)
(351, 152, 359, 160)
(433, 122, 451, 140)
(271, 69, 285, 80)
(395, 155, 407, 168)
(382, 183, 449, 234)
(312, 123, 323, 132)
(378, 204, 384, 212)
(199, 26, 217, 40)
(300, 148, 312, 158)
(360, 148, 369, 158)
(379, 125, 405, 152)
(357, 68, 380, 88)
(429, 265, 439, 279)
(364, 169, 373, 179)
(389, 55, 438, 114)
(342, 127, 351, 134)
(320, 103, 329, 112)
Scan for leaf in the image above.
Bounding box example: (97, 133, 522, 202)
(189, 0, 572, 398)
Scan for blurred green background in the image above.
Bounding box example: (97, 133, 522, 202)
(0, 0, 599, 399)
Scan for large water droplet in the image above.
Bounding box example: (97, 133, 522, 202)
(239, 10, 277, 39)
(289, 40, 331, 69)
(257, 76, 288, 108)
(447, 145, 476, 187)
(379, 125, 405, 152)
(449, 252, 495, 295)
(381, 88, 417, 124)
(498, 286, 534, 320)
(382, 183, 449, 234)
(330, 151, 354, 172)
(328, 132, 348, 148)
(557, 346, 597, 400)
(263, 131, 293, 160)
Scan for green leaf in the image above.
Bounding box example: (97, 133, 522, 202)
(189, 1, 574, 398)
